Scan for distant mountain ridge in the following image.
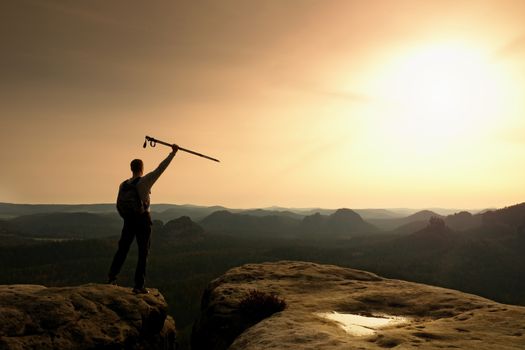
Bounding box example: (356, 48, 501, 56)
(300, 208, 378, 237)
(3, 202, 525, 240)
(0, 203, 116, 218)
(1, 202, 469, 220)
(369, 210, 442, 231)
(200, 210, 299, 237)
(8, 212, 122, 239)
(481, 202, 525, 228)
(200, 208, 378, 238)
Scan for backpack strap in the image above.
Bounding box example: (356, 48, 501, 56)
(130, 177, 145, 210)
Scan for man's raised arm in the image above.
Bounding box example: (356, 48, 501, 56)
(141, 145, 179, 189)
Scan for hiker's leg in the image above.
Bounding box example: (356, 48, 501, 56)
(134, 214, 152, 288)
(108, 220, 135, 279)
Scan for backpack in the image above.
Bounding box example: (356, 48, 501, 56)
(116, 177, 145, 218)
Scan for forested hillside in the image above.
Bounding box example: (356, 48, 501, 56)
(1, 203, 525, 348)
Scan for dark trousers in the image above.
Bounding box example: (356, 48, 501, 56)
(109, 212, 152, 288)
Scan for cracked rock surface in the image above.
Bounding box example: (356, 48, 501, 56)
(0, 284, 175, 349)
(192, 261, 525, 350)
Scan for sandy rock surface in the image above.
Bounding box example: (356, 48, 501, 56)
(0, 284, 175, 350)
(192, 261, 525, 350)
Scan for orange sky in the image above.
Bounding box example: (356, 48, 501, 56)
(2, 0, 525, 209)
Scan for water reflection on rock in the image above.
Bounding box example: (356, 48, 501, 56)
(317, 312, 408, 336)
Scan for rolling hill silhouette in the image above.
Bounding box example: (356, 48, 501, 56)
(200, 210, 299, 237)
(8, 212, 122, 239)
(300, 208, 378, 237)
(369, 210, 442, 231)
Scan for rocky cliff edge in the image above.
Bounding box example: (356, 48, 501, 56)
(0, 284, 175, 350)
(192, 261, 525, 350)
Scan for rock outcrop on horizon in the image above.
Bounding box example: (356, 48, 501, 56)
(300, 208, 378, 237)
(192, 261, 525, 350)
(159, 216, 205, 243)
(0, 284, 176, 349)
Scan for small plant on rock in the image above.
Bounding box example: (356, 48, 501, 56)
(239, 289, 286, 324)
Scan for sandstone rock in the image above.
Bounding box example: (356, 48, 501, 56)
(192, 261, 525, 350)
(0, 284, 176, 350)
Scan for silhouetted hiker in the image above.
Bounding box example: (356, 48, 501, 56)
(108, 144, 179, 294)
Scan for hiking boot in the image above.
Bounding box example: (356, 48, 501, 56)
(132, 287, 149, 294)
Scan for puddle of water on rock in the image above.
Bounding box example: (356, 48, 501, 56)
(317, 312, 408, 336)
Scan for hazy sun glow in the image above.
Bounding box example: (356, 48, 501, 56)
(4, 1, 525, 208)
(371, 43, 510, 155)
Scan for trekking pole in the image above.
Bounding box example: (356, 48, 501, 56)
(143, 136, 220, 163)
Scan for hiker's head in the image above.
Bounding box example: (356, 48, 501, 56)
(130, 159, 144, 175)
